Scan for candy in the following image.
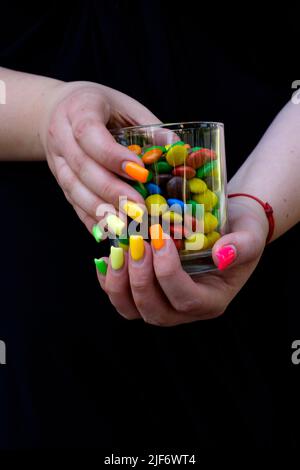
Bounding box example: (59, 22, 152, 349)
(193, 190, 218, 211)
(110, 246, 124, 270)
(196, 160, 218, 179)
(205, 231, 221, 248)
(185, 148, 206, 169)
(172, 165, 196, 179)
(172, 237, 184, 251)
(156, 161, 173, 173)
(149, 224, 165, 251)
(145, 183, 162, 195)
(162, 210, 183, 224)
(118, 241, 129, 251)
(142, 147, 163, 164)
(155, 173, 172, 188)
(185, 199, 198, 217)
(145, 194, 168, 216)
(166, 176, 190, 200)
(118, 236, 129, 245)
(184, 233, 207, 251)
(188, 177, 207, 194)
(124, 162, 149, 183)
(146, 169, 153, 182)
(94, 258, 108, 275)
(128, 144, 142, 155)
(133, 182, 148, 198)
(129, 235, 144, 261)
(204, 212, 219, 233)
(107, 214, 126, 237)
(122, 200, 144, 222)
(92, 224, 103, 243)
(170, 223, 188, 239)
(167, 198, 185, 212)
(166, 144, 188, 167)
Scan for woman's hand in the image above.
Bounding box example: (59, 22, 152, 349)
(39, 81, 160, 231)
(97, 196, 269, 325)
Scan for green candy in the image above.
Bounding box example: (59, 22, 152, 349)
(196, 160, 218, 179)
(156, 161, 173, 173)
(212, 207, 219, 218)
(146, 169, 153, 182)
(92, 224, 103, 243)
(170, 140, 185, 148)
(133, 182, 148, 198)
(94, 258, 108, 275)
(186, 199, 198, 217)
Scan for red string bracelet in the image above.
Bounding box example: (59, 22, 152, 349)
(228, 193, 274, 243)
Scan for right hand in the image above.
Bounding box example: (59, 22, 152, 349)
(39, 81, 160, 232)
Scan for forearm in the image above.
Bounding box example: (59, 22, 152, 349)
(228, 100, 300, 241)
(0, 67, 62, 160)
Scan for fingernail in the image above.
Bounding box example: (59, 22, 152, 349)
(92, 224, 103, 243)
(149, 224, 165, 251)
(216, 245, 237, 270)
(129, 235, 145, 261)
(94, 258, 108, 275)
(122, 200, 144, 222)
(123, 162, 149, 183)
(106, 214, 125, 237)
(110, 246, 124, 270)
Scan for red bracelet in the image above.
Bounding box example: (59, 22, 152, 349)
(228, 193, 274, 243)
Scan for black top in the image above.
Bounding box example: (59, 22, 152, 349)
(0, 1, 298, 449)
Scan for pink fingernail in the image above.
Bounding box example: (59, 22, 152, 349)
(216, 245, 237, 270)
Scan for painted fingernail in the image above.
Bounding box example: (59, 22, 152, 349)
(122, 200, 144, 222)
(94, 258, 108, 275)
(149, 223, 165, 251)
(106, 214, 125, 237)
(110, 246, 124, 270)
(123, 162, 149, 183)
(92, 224, 103, 243)
(216, 245, 237, 270)
(129, 235, 145, 261)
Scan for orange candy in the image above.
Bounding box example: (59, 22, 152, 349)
(142, 148, 163, 164)
(128, 144, 142, 155)
(124, 162, 149, 183)
(149, 223, 165, 251)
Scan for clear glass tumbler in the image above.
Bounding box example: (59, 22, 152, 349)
(111, 122, 228, 274)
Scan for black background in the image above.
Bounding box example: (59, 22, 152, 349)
(0, 1, 299, 449)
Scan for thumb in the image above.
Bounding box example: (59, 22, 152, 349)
(212, 230, 265, 271)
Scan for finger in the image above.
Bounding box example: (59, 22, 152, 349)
(128, 239, 175, 325)
(54, 123, 146, 207)
(151, 236, 224, 318)
(72, 115, 147, 180)
(104, 248, 141, 320)
(71, 203, 97, 233)
(53, 155, 106, 219)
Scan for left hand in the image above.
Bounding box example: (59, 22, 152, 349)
(97, 196, 269, 326)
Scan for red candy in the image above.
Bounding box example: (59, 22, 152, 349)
(172, 237, 184, 251)
(186, 148, 217, 169)
(172, 165, 196, 179)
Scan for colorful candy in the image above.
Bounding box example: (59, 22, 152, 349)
(142, 147, 163, 164)
(145, 183, 162, 195)
(172, 165, 196, 179)
(193, 190, 218, 211)
(166, 176, 190, 200)
(145, 194, 168, 216)
(166, 144, 188, 166)
(188, 177, 207, 194)
(128, 144, 142, 155)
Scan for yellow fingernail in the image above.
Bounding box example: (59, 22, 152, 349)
(129, 235, 145, 261)
(107, 214, 125, 237)
(110, 246, 124, 270)
(123, 200, 144, 222)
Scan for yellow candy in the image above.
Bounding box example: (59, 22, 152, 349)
(162, 210, 183, 224)
(188, 177, 207, 194)
(123, 200, 144, 222)
(205, 231, 221, 248)
(145, 194, 168, 216)
(204, 212, 219, 233)
(184, 233, 207, 251)
(164, 144, 171, 150)
(166, 145, 188, 166)
(106, 214, 125, 236)
(192, 190, 218, 211)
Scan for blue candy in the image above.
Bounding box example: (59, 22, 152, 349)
(167, 198, 185, 213)
(145, 183, 162, 195)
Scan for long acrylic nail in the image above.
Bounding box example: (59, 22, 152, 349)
(149, 224, 165, 251)
(110, 246, 124, 270)
(129, 235, 145, 261)
(122, 200, 144, 222)
(123, 162, 149, 183)
(216, 245, 237, 270)
(106, 214, 125, 237)
(92, 224, 103, 243)
(94, 258, 108, 275)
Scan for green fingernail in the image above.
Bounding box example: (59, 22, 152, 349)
(92, 224, 103, 243)
(94, 258, 108, 275)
